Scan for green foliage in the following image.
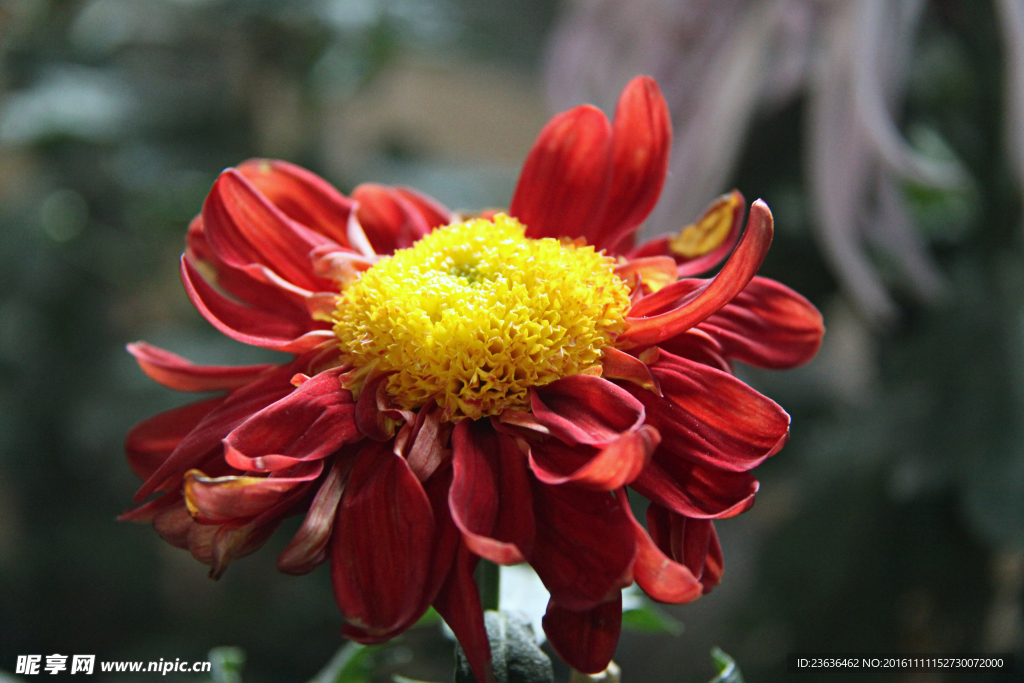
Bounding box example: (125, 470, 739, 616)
(621, 602, 684, 636)
(209, 647, 246, 683)
(707, 648, 744, 683)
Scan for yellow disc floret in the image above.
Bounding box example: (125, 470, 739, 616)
(332, 214, 632, 420)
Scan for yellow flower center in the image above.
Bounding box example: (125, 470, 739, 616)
(332, 215, 632, 420)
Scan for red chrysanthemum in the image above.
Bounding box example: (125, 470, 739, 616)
(121, 76, 823, 679)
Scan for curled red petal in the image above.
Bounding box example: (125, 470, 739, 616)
(620, 200, 774, 347)
(125, 396, 224, 481)
(699, 276, 825, 369)
(133, 362, 298, 503)
(354, 372, 401, 441)
(450, 419, 535, 565)
(394, 186, 454, 229)
(588, 76, 672, 253)
(331, 441, 434, 635)
(616, 490, 702, 604)
(153, 500, 192, 548)
(600, 347, 661, 395)
(647, 506, 723, 594)
(406, 401, 452, 482)
(352, 184, 434, 255)
(510, 104, 613, 240)
(656, 328, 731, 373)
(237, 159, 356, 247)
(632, 454, 758, 520)
(528, 425, 658, 491)
(634, 352, 790, 472)
(128, 342, 273, 393)
(181, 256, 333, 353)
(278, 451, 356, 575)
(183, 461, 323, 524)
(542, 595, 622, 675)
(530, 375, 645, 447)
(529, 481, 636, 611)
(203, 169, 335, 292)
(222, 366, 358, 472)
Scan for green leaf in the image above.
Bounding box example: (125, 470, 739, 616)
(415, 606, 442, 628)
(621, 604, 684, 636)
(307, 642, 388, 683)
(708, 647, 744, 683)
(208, 647, 245, 683)
(393, 676, 442, 683)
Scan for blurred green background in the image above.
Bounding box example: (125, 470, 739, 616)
(0, 1, 1021, 682)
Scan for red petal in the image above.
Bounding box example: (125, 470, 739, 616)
(183, 461, 323, 524)
(587, 77, 672, 253)
(354, 372, 402, 441)
(529, 481, 636, 611)
(118, 490, 183, 524)
(203, 169, 335, 292)
(617, 491, 702, 604)
(222, 367, 358, 472)
(352, 184, 433, 255)
(278, 451, 356, 575)
(632, 455, 758, 520)
(450, 419, 535, 564)
(528, 425, 658, 491)
(510, 105, 613, 240)
(237, 159, 356, 247)
(656, 328, 731, 373)
(128, 342, 273, 393)
(620, 200, 774, 347)
(153, 500, 192, 548)
(433, 544, 491, 683)
(181, 256, 333, 353)
(133, 363, 298, 503)
(647, 506, 723, 593)
(530, 375, 645, 446)
(600, 347, 661, 395)
(542, 596, 622, 675)
(331, 441, 434, 635)
(343, 464, 461, 644)
(394, 186, 454, 229)
(635, 353, 790, 472)
(699, 276, 824, 369)
(405, 401, 452, 482)
(125, 396, 224, 481)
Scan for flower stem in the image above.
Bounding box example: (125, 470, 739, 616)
(474, 559, 500, 611)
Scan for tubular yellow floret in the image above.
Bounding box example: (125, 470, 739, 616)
(332, 214, 632, 420)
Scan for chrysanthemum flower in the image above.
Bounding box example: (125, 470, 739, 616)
(121, 76, 823, 679)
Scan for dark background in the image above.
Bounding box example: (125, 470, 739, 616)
(0, 1, 1021, 681)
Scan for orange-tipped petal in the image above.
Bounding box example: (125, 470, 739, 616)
(331, 441, 434, 635)
(511, 104, 613, 240)
(588, 76, 672, 253)
(450, 419, 535, 565)
(530, 375, 645, 447)
(183, 461, 322, 524)
(620, 199, 774, 348)
(617, 490, 702, 604)
(542, 595, 622, 675)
